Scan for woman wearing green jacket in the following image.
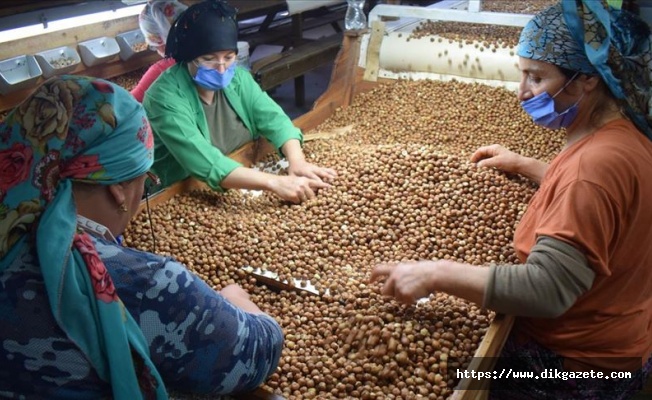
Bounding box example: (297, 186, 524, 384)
(143, 0, 336, 203)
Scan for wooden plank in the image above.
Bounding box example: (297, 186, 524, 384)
(253, 33, 343, 91)
(292, 32, 362, 132)
(362, 20, 385, 82)
(172, 385, 285, 400)
(0, 15, 140, 60)
(292, 68, 388, 132)
(240, 8, 345, 51)
(140, 178, 205, 215)
(231, 0, 287, 21)
(304, 124, 354, 141)
(455, 314, 515, 399)
(368, 4, 532, 27)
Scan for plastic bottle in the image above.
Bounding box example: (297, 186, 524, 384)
(345, 0, 367, 30)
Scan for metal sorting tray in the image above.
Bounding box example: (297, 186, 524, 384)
(116, 29, 149, 61)
(35, 46, 81, 78)
(242, 266, 322, 296)
(0, 55, 42, 95)
(78, 36, 120, 67)
(242, 265, 431, 305)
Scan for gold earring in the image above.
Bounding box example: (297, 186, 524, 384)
(119, 203, 128, 213)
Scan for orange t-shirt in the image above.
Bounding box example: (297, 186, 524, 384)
(513, 119, 652, 370)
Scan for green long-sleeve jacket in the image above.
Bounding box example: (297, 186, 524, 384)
(143, 63, 303, 191)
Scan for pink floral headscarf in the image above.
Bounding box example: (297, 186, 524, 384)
(139, 0, 188, 49)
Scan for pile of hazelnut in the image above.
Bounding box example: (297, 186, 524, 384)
(124, 78, 564, 399)
(408, 0, 557, 49)
(131, 42, 149, 53)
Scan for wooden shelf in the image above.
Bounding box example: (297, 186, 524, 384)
(0, 50, 158, 112)
(0, 13, 159, 113)
(253, 33, 342, 92)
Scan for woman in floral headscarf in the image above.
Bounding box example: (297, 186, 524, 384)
(0, 75, 283, 399)
(373, 1, 652, 399)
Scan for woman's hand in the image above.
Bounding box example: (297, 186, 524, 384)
(471, 144, 548, 184)
(282, 139, 337, 183)
(470, 144, 524, 174)
(370, 261, 441, 304)
(371, 260, 488, 306)
(220, 284, 251, 301)
(220, 165, 331, 203)
(288, 159, 338, 183)
(220, 284, 265, 314)
(268, 175, 330, 204)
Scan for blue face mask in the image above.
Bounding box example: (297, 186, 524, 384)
(521, 72, 583, 130)
(193, 62, 236, 91)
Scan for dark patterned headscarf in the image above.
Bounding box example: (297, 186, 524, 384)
(0, 76, 166, 399)
(165, 0, 238, 62)
(518, 1, 652, 140)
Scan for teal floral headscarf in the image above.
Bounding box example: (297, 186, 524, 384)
(517, 1, 652, 140)
(0, 75, 167, 399)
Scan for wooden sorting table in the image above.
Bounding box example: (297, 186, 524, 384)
(140, 32, 513, 400)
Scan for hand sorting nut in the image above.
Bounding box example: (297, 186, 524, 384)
(268, 174, 331, 204)
(471, 144, 549, 184)
(470, 144, 523, 172)
(371, 261, 442, 304)
(287, 159, 338, 184)
(372, 259, 489, 308)
(219, 284, 267, 315)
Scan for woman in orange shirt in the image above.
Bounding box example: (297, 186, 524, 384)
(372, 2, 652, 399)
